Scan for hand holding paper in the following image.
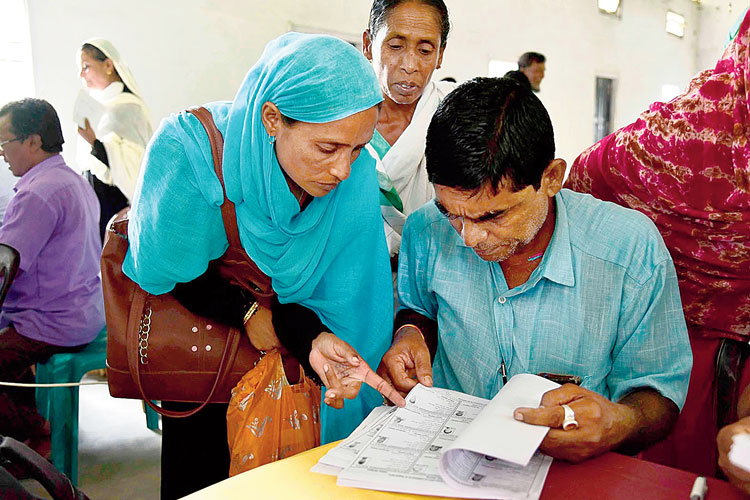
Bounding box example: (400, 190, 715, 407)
(718, 418, 750, 494)
(73, 89, 104, 130)
(77, 119, 97, 146)
(513, 384, 643, 463)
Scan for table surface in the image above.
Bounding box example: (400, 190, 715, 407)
(184, 442, 746, 500)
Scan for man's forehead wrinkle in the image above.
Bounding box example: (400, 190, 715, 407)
(439, 192, 497, 220)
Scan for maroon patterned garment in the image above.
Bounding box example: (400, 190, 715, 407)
(566, 12, 750, 343)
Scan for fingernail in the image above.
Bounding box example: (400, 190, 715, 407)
(425, 376, 433, 386)
(324, 364, 329, 373)
(514, 412, 523, 421)
(327, 392, 336, 399)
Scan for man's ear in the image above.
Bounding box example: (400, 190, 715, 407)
(541, 158, 566, 197)
(260, 102, 282, 138)
(362, 30, 373, 61)
(27, 134, 43, 153)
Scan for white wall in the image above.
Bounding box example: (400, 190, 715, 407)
(439, 0, 703, 166)
(24, 0, 730, 168)
(696, 0, 746, 71)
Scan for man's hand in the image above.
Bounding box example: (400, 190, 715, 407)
(377, 326, 433, 397)
(77, 118, 97, 146)
(310, 332, 406, 409)
(513, 384, 638, 463)
(718, 417, 750, 494)
(244, 304, 285, 353)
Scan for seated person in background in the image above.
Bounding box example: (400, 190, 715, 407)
(0, 157, 17, 225)
(565, 9, 750, 476)
(0, 99, 104, 456)
(718, 384, 750, 495)
(378, 77, 693, 463)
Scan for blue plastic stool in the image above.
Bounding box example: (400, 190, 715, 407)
(35, 326, 159, 485)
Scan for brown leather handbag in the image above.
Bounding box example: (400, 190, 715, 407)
(102, 106, 291, 418)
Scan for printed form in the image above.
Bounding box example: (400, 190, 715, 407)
(315, 374, 559, 500)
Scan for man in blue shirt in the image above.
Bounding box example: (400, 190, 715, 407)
(378, 77, 692, 462)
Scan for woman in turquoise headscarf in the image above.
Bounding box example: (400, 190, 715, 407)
(123, 33, 403, 498)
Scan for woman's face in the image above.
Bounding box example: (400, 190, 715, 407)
(364, 1, 445, 106)
(263, 104, 379, 198)
(79, 51, 115, 90)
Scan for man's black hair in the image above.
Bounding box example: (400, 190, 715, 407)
(518, 51, 546, 69)
(502, 70, 532, 90)
(0, 98, 64, 153)
(425, 77, 555, 192)
(368, 0, 450, 48)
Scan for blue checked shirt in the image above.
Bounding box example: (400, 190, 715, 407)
(398, 189, 692, 409)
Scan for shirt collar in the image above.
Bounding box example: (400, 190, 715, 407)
(14, 154, 65, 192)
(536, 191, 575, 287)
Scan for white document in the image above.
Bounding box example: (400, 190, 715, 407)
(318, 374, 559, 500)
(73, 89, 104, 129)
(729, 433, 750, 472)
(311, 405, 396, 474)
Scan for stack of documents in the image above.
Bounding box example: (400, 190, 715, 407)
(312, 374, 560, 500)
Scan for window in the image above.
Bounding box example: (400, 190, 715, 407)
(488, 60, 516, 78)
(0, 0, 34, 105)
(666, 11, 686, 38)
(594, 77, 615, 142)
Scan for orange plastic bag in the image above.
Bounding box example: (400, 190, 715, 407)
(227, 350, 321, 476)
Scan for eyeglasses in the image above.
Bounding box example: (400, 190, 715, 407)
(0, 137, 22, 151)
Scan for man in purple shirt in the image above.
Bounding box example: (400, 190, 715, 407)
(0, 98, 104, 456)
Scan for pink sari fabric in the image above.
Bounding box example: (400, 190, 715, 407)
(566, 11, 750, 343)
(566, 11, 750, 476)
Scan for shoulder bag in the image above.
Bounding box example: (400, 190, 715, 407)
(102, 106, 298, 417)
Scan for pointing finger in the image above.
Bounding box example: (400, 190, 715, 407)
(361, 364, 406, 407)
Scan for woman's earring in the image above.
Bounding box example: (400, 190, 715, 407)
(269, 135, 276, 145)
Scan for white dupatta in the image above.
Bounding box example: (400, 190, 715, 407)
(367, 80, 456, 256)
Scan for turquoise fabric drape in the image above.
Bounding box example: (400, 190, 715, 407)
(124, 33, 392, 442)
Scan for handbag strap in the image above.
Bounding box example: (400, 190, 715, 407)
(125, 107, 246, 418)
(187, 106, 243, 250)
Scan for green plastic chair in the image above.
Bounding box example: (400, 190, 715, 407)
(35, 326, 159, 485)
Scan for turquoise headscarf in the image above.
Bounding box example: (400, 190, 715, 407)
(124, 33, 392, 442)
